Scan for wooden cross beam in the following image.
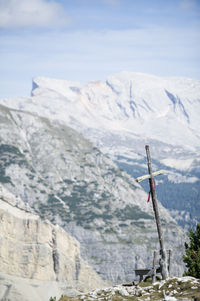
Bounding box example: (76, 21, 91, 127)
(136, 145, 169, 280)
(135, 169, 167, 183)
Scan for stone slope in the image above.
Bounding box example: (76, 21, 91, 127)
(0, 186, 106, 301)
(0, 104, 186, 283)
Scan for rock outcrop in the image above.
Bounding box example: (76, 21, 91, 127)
(0, 186, 107, 301)
(58, 277, 200, 301)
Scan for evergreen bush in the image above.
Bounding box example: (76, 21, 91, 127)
(183, 223, 200, 278)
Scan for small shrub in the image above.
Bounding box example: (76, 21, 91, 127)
(183, 223, 200, 278)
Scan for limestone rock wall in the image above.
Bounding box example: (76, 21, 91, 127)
(0, 188, 107, 300)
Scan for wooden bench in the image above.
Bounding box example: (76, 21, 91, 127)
(135, 266, 161, 282)
(135, 249, 172, 282)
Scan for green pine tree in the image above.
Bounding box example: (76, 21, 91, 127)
(183, 223, 200, 278)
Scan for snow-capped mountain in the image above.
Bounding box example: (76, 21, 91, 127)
(1, 72, 200, 226)
(2, 72, 200, 149)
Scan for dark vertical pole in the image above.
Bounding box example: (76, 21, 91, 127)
(152, 250, 157, 283)
(168, 249, 172, 277)
(145, 145, 168, 280)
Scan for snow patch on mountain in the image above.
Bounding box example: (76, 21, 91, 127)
(161, 158, 194, 171)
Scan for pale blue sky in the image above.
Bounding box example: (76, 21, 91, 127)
(0, 0, 200, 98)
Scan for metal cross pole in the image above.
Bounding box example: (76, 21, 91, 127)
(136, 145, 169, 280)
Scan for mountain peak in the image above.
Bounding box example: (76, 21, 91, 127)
(31, 76, 82, 98)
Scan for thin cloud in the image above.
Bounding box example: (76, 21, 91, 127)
(180, 0, 198, 10)
(0, 0, 69, 29)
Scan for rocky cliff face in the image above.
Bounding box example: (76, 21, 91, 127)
(0, 186, 106, 301)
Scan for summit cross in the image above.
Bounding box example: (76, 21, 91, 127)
(136, 145, 169, 280)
